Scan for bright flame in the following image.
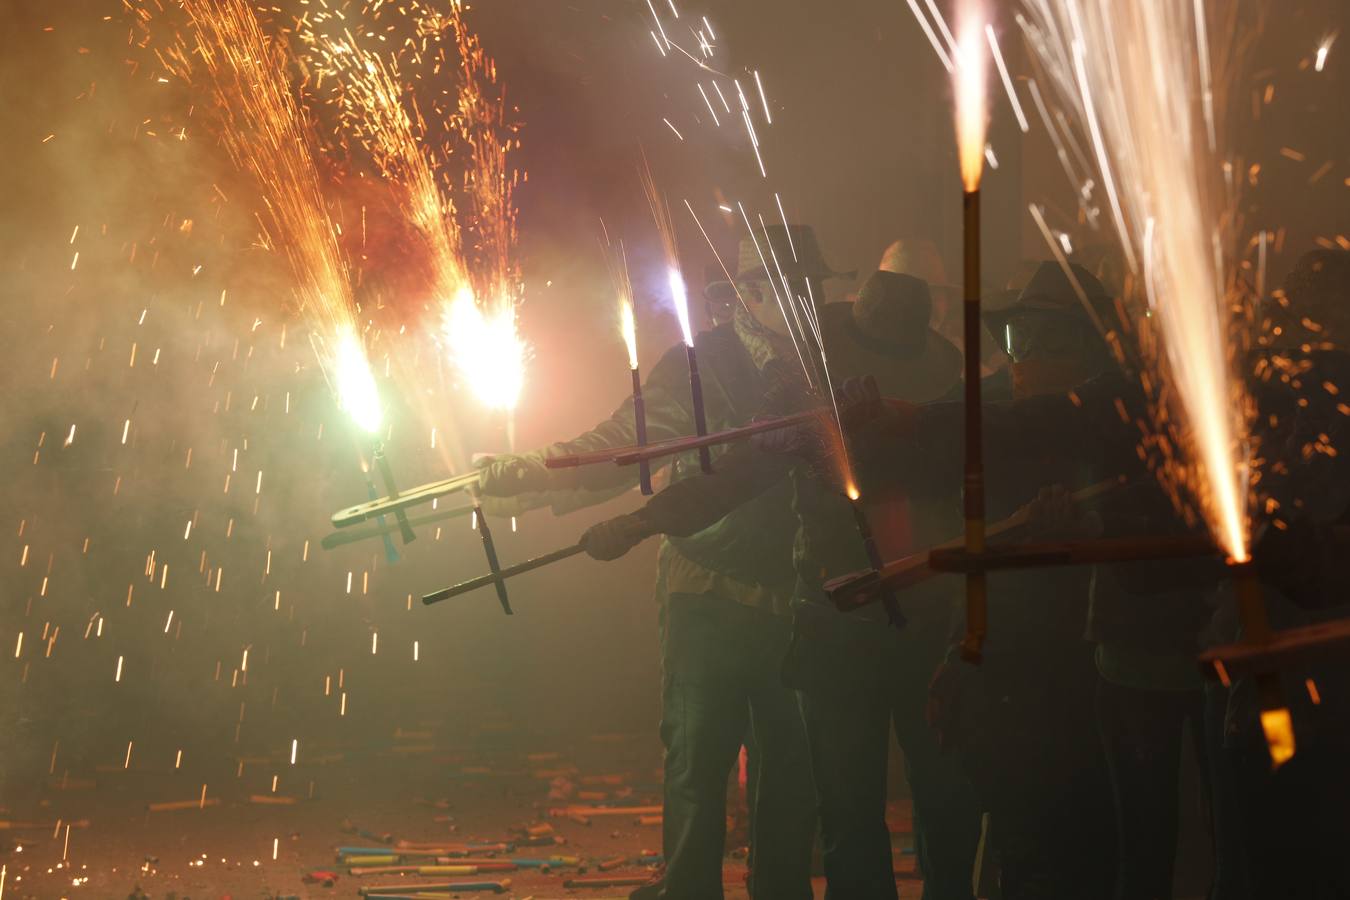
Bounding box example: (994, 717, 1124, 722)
(1260, 707, 1296, 768)
(444, 287, 525, 411)
(1020, 0, 1250, 562)
(846, 483, 861, 502)
(668, 267, 694, 347)
(620, 299, 639, 370)
(334, 329, 381, 434)
(953, 1, 989, 192)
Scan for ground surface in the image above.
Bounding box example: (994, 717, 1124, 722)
(0, 728, 921, 900)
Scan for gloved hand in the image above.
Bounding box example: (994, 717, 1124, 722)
(579, 513, 652, 561)
(1021, 484, 1103, 540)
(476, 454, 552, 497)
(834, 375, 885, 430)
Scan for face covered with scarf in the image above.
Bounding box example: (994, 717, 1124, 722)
(733, 276, 825, 371)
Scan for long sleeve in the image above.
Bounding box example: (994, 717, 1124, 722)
(852, 371, 1146, 498)
(636, 443, 795, 538)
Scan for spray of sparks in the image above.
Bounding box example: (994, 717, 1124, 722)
(604, 237, 640, 370)
(1020, 0, 1252, 561)
(443, 286, 525, 411)
(638, 158, 695, 348)
(154, 0, 380, 432)
(954, 1, 990, 192)
(304, 1, 525, 419)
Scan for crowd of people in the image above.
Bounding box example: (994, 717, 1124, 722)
(477, 225, 1350, 900)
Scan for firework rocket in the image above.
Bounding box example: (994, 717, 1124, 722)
(666, 268, 713, 475)
(620, 295, 654, 495)
(954, 0, 989, 664)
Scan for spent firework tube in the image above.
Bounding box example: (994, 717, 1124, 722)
(631, 366, 653, 494)
(564, 874, 655, 889)
(360, 880, 511, 896)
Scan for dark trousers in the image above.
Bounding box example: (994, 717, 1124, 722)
(1095, 678, 1208, 900)
(959, 661, 1117, 900)
(789, 603, 980, 900)
(657, 593, 816, 900)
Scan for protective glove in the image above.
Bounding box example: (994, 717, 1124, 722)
(834, 375, 885, 430)
(476, 454, 552, 497)
(579, 512, 652, 561)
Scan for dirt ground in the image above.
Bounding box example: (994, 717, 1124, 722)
(0, 728, 921, 900)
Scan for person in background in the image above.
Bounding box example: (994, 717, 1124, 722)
(575, 269, 985, 900)
(478, 225, 850, 900)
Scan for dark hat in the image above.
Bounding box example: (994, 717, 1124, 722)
(705, 224, 854, 303)
(983, 261, 1113, 336)
(819, 271, 962, 403)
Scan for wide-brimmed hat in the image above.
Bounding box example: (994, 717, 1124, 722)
(982, 261, 1114, 337)
(878, 238, 960, 295)
(706, 224, 854, 302)
(819, 271, 962, 403)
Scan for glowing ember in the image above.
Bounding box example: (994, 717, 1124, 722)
(444, 288, 525, 412)
(1260, 707, 1296, 767)
(953, 0, 989, 192)
(334, 329, 382, 434)
(1020, 0, 1251, 562)
(1315, 34, 1335, 72)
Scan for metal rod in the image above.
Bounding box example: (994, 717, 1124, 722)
(632, 366, 653, 495)
(362, 470, 400, 563)
(928, 534, 1218, 573)
(542, 408, 827, 469)
(961, 187, 987, 663)
(332, 469, 482, 528)
(474, 507, 512, 615)
(612, 409, 825, 466)
(422, 544, 586, 605)
(686, 344, 714, 474)
(374, 447, 418, 545)
(322, 502, 475, 551)
(826, 479, 1125, 608)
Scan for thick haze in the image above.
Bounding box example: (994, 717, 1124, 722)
(0, 0, 1345, 802)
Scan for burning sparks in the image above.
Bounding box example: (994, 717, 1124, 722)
(160, 0, 375, 430)
(1020, 0, 1252, 562)
(953, 1, 990, 192)
(307, 1, 526, 424)
(334, 329, 382, 434)
(444, 288, 525, 412)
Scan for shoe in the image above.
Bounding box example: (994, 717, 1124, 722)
(628, 880, 663, 900)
